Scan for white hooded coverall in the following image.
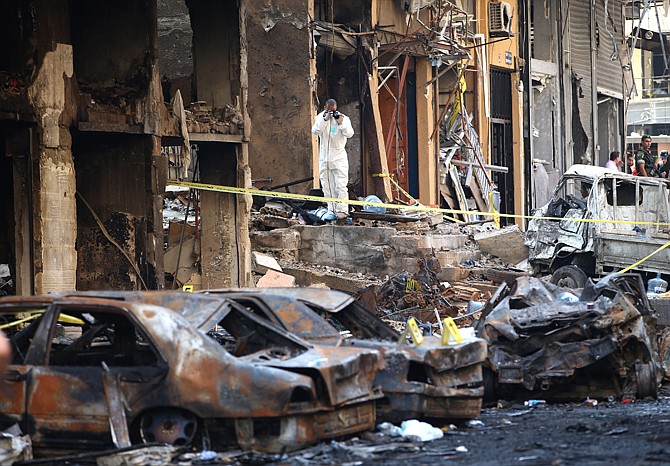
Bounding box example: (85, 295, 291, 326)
(311, 111, 354, 214)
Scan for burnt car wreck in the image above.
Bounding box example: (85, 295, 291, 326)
(201, 288, 488, 423)
(0, 294, 382, 454)
(476, 274, 661, 401)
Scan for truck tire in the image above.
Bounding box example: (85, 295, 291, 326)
(550, 265, 588, 289)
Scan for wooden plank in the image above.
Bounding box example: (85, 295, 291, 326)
(363, 66, 394, 202)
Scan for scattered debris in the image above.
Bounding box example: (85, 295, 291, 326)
(256, 269, 296, 288)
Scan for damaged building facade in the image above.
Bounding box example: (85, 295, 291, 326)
(0, 0, 252, 295)
(526, 0, 629, 210)
(0, 0, 634, 295)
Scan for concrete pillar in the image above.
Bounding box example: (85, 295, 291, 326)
(28, 43, 78, 294)
(199, 143, 250, 289)
(245, 0, 317, 192)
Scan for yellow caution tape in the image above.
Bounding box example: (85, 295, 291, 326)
(442, 317, 463, 346)
(167, 179, 670, 228)
(373, 173, 463, 224)
(406, 317, 424, 346)
(0, 311, 84, 330)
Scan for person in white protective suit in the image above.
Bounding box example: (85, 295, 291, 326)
(311, 99, 354, 218)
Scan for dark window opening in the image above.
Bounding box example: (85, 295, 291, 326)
(48, 309, 159, 367)
(605, 180, 643, 206)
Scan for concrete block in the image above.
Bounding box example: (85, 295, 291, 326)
(474, 225, 529, 265)
(260, 215, 290, 229)
(437, 266, 471, 282)
(389, 257, 421, 274)
(435, 250, 481, 267)
(256, 269, 296, 288)
(430, 234, 468, 251)
(282, 267, 373, 293)
(250, 228, 301, 251)
(296, 225, 395, 275)
(390, 235, 433, 255)
(252, 251, 282, 274)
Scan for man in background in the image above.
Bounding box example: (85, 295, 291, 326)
(311, 99, 354, 219)
(636, 134, 658, 177)
(605, 151, 622, 172)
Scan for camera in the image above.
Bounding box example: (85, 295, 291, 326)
(328, 110, 340, 119)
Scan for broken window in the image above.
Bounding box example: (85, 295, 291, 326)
(48, 308, 159, 367)
(547, 178, 592, 218)
(205, 304, 308, 360)
(604, 179, 643, 206)
(0, 306, 49, 365)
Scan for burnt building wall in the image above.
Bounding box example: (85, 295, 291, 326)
(74, 133, 160, 290)
(245, 0, 317, 192)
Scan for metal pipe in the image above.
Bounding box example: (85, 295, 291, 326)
(449, 159, 509, 173)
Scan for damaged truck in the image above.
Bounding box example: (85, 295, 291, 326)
(525, 165, 670, 287)
(0, 293, 383, 454)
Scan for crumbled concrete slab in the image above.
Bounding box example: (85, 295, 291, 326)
(256, 269, 296, 288)
(252, 251, 282, 274)
(437, 265, 471, 282)
(296, 225, 395, 275)
(435, 250, 481, 267)
(281, 266, 376, 293)
(474, 225, 529, 265)
(251, 228, 301, 252)
(260, 215, 290, 229)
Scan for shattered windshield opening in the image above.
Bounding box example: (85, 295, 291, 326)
(546, 177, 593, 218)
(205, 304, 309, 360)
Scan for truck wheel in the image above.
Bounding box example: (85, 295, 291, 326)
(550, 265, 588, 288)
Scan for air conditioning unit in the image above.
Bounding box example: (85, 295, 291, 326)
(488, 1, 513, 37)
(400, 0, 436, 14)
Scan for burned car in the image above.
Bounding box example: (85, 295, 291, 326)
(201, 288, 487, 422)
(0, 293, 382, 453)
(476, 273, 660, 401)
(525, 164, 670, 287)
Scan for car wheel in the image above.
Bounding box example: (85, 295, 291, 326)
(550, 265, 588, 289)
(138, 408, 199, 446)
(635, 362, 658, 399)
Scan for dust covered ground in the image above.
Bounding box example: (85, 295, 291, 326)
(261, 391, 670, 466)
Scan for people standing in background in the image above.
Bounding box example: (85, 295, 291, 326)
(625, 153, 637, 176)
(311, 99, 354, 218)
(636, 134, 659, 177)
(605, 151, 622, 172)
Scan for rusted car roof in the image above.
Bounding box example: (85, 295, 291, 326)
(201, 288, 487, 422)
(0, 294, 382, 453)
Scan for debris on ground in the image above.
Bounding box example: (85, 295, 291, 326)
(378, 420, 444, 442)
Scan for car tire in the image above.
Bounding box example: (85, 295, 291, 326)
(138, 408, 200, 446)
(550, 265, 588, 289)
(635, 362, 658, 399)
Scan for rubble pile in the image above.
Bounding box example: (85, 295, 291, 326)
(185, 101, 244, 134)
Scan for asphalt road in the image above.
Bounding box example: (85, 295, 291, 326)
(264, 393, 670, 466)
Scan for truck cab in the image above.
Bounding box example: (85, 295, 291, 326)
(525, 164, 670, 287)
